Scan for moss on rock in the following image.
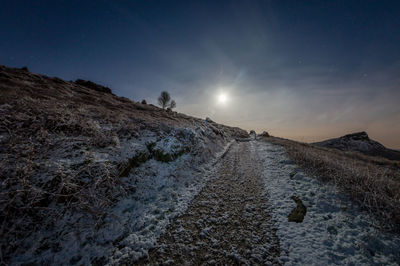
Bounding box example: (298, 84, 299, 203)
(118, 152, 150, 177)
(119, 141, 191, 177)
(152, 146, 190, 162)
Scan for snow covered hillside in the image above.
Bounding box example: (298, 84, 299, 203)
(0, 65, 247, 265)
(253, 141, 400, 265)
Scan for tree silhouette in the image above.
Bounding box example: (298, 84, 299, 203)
(169, 100, 176, 109)
(158, 91, 171, 109)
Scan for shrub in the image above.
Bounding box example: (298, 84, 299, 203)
(158, 91, 176, 110)
(169, 100, 176, 109)
(74, 79, 112, 94)
(158, 91, 170, 109)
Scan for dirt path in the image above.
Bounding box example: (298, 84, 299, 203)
(138, 141, 280, 265)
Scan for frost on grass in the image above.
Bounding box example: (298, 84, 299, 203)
(252, 141, 400, 265)
(0, 65, 247, 265)
(2, 125, 237, 265)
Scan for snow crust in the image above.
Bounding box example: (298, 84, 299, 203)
(252, 141, 400, 265)
(108, 136, 235, 264)
(10, 125, 235, 265)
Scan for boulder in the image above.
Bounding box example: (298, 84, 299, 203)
(259, 131, 270, 137)
(249, 130, 256, 139)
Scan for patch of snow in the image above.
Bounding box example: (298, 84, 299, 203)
(252, 141, 400, 265)
(107, 135, 234, 264)
(9, 124, 236, 265)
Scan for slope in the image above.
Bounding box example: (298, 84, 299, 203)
(0, 65, 247, 265)
(314, 131, 400, 161)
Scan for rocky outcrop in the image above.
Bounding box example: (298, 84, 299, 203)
(314, 131, 400, 160)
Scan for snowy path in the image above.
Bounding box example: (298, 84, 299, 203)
(137, 140, 400, 265)
(138, 141, 281, 265)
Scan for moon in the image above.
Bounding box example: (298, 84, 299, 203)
(218, 93, 228, 105)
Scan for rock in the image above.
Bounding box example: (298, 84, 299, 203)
(205, 117, 215, 123)
(259, 131, 270, 137)
(343, 131, 370, 141)
(289, 171, 296, 179)
(249, 130, 256, 139)
(163, 259, 174, 265)
(111, 135, 120, 147)
(288, 196, 307, 223)
(314, 131, 400, 160)
(327, 225, 338, 235)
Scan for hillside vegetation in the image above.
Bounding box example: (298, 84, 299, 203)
(0, 65, 247, 264)
(263, 136, 400, 232)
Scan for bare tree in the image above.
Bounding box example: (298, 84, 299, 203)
(158, 91, 171, 109)
(169, 100, 176, 109)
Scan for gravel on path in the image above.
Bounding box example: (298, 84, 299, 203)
(138, 141, 280, 265)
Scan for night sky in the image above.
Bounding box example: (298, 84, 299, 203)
(1, 1, 399, 148)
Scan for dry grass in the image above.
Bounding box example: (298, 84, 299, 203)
(0, 65, 248, 263)
(0, 103, 131, 262)
(264, 136, 400, 232)
(0, 69, 164, 262)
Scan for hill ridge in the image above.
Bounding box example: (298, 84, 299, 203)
(314, 131, 400, 160)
